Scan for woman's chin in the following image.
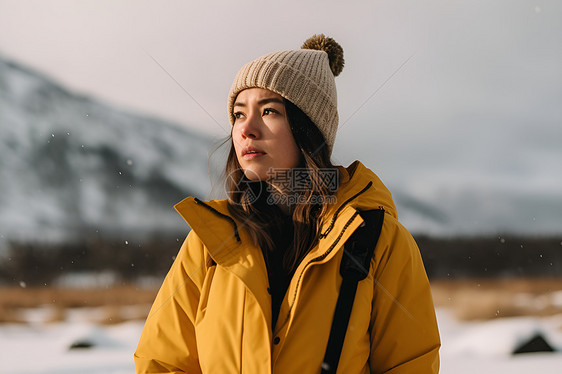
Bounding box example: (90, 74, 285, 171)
(241, 167, 268, 182)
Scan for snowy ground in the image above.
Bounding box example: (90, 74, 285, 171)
(0, 320, 142, 374)
(438, 308, 562, 373)
(0, 308, 561, 373)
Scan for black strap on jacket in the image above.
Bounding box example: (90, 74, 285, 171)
(321, 208, 385, 374)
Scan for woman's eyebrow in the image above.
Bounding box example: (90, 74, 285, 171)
(234, 97, 285, 107)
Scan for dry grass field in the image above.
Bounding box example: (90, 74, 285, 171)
(1, 278, 561, 324)
(0, 285, 158, 324)
(431, 277, 562, 320)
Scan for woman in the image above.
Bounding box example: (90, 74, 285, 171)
(135, 34, 440, 373)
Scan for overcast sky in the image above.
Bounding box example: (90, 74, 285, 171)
(1, 0, 561, 234)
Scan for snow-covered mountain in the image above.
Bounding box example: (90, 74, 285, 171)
(0, 54, 218, 250)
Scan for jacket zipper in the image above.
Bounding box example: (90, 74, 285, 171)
(276, 181, 373, 333)
(319, 181, 373, 239)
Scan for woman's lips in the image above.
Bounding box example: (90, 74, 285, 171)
(242, 151, 266, 160)
(241, 146, 266, 160)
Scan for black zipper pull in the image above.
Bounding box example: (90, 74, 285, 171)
(194, 198, 241, 242)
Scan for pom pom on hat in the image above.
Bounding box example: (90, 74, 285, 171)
(301, 34, 345, 77)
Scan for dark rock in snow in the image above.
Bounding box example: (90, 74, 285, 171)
(69, 340, 95, 350)
(512, 333, 555, 354)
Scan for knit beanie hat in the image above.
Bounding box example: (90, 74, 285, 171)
(227, 34, 344, 153)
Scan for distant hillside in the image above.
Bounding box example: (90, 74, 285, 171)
(0, 54, 216, 250)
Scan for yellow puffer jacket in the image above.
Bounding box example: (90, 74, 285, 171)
(134, 161, 441, 373)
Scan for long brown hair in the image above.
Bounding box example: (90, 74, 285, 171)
(225, 98, 339, 273)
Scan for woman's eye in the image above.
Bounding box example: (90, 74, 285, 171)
(263, 108, 277, 115)
(233, 112, 244, 119)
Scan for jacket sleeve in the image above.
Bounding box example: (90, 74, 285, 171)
(369, 216, 441, 374)
(134, 230, 208, 374)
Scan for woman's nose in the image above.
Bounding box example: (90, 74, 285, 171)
(239, 112, 260, 139)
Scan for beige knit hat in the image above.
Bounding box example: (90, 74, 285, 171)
(227, 34, 344, 153)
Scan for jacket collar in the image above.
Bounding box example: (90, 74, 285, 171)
(173, 160, 397, 267)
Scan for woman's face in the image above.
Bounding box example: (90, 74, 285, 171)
(232, 88, 301, 186)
